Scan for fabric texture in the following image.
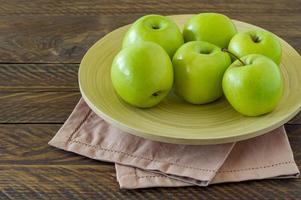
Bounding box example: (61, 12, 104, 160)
(49, 99, 299, 189)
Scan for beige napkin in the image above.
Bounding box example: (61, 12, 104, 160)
(49, 98, 299, 189)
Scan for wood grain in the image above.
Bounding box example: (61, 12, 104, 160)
(0, 92, 80, 123)
(0, 64, 78, 92)
(0, 124, 300, 199)
(0, 124, 100, 165)
(0, 1, 299, 63)
(0, 0, 299, 16)
(0, 165, 300, 199)
(289, 114, 301, 125)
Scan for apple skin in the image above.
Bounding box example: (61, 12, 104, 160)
(222, 54, 283, 116)
(228, 30, 282, 64)
(122, 14, 184, 57)
(111, 41, 173, 108)
(172, 41, 232, 104)
(183, 13, 237, 48)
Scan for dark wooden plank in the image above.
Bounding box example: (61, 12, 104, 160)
(0, 92, 80, 123)
(288, 113, 301, 125)
(0, 165, 300, 199)
(0, 165, 117, 199)
(0, 0, 299, 16)
(0, 15, 299, 63)
(0, 124, 102, 165)
(0, 15, 113, 63)
(0, 124, 299, 199)
(0, 1, 299, 63)
(0, 64, 78, 92)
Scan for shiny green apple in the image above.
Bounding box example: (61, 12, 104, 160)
(172, 41, 231, 104)
(111, 42, 173, 108)
(228, 30, 282, 64)
(183, 13, 237, 48)
(223, 54, 283, 116)
(122, 14, 184, 57)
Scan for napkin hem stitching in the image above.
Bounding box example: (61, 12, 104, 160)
(69, 140, 216, 172)
(67, 110, 92, 142)
(119, 173, 166, 179)
(137, 176, 168, 179)
(119, 161, 297, 180)
(68, 139, 295, 174)
(218, 161, 296, 173)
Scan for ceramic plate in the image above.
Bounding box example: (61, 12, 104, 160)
(79, 14, 301, 144)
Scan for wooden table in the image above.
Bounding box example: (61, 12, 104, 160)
(0, 0, 300, 199)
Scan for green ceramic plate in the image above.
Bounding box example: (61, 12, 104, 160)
(79, 14, 301, 145)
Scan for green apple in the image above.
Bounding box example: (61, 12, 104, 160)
(228, 30, 282, 64)
(111, 41, 173, 108)
(122, 14, 184, 57)
(172, 41, 231, 104)
(183, 13, 237, 48)
(222, 54, 283, 116)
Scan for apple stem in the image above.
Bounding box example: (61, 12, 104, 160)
(221, 48, 246, 66)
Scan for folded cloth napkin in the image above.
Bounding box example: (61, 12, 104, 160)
(49, 98, 299, 189)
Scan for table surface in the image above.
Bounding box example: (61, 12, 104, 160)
(0, 0, 300, 199)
